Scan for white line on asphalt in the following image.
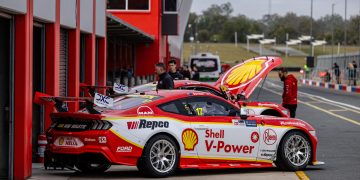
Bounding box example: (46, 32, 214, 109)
(265, 81, 360, 111)
(263, 86, 360, 126)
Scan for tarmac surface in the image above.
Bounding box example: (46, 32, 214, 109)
(30, 79, 360, 180)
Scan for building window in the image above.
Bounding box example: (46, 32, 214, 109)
(164, 0, 177, 13)
(107, 0, 150, 11)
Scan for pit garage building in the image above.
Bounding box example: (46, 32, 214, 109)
(0, 0, 191, 179)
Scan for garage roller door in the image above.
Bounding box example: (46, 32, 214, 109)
(59, 29, 68, 97)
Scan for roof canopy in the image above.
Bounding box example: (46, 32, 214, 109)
(107, 13, 154, 43)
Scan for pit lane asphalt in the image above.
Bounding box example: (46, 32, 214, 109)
(250, 79, 360, 180)
(30, 79, 360, 180)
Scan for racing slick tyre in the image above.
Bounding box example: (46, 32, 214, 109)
(75, 159, 111, 173)
(138, 135, 180, 178)
(275, 131, 312, 171)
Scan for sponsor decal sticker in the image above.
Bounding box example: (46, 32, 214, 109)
(280, 121, 306, 127)
(116, 146, 133, 153)
(94, 93, 114, 108)
(204, 129, 255, 154)
(57, 124, 87, 130)
(245, 120, 257, 127)
(54, 137, 84, 147)
(113, 83, 129, 93)
(263, 129, 277, 145)
(127, 119, 169, 130)
(182, 129, 198, 151)
(251, 132, 259, 143)
(137, 106, 154, 115)
(188, 92, 208, 96)
(260, 149, 276, 157)
(84, 138, 96, 142)
(232, 119, 245, 126)
(98, 136, 107, 144)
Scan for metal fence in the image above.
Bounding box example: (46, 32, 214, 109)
(314, 52, 360, 85)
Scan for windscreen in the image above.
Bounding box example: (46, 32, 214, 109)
(191, 58, 218, 72)
(109, 95, 162, 110)
(129, 83, 157, 93)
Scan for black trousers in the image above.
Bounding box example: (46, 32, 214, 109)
(283, 104, 297, 118)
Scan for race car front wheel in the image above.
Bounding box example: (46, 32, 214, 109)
(275, 131, 311, 171)
(138, 135, 179, 177)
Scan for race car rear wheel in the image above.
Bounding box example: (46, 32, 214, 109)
(138, 135, 179, 177)
(275, 131, 311, 171)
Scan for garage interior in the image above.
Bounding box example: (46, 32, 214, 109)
(0, 15, 13, 179)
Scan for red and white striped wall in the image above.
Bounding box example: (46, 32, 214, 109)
(302, 79, 360, 93)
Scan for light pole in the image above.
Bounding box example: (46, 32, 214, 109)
(310, 0, 314, 57)
(344, 0, 347, 66)
(331, 3, 335, 68)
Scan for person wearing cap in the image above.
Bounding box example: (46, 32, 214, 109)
(155, 63, 174, 90)
(278, 68, 298, 118)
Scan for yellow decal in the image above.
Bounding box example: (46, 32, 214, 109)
(195, 108, 203, 116)
(182, 129, 198, 151)
(225, 60, 265, 86)
(59, 137, 64, 145)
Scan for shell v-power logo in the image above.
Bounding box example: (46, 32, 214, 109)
(182, 129, 198, 151)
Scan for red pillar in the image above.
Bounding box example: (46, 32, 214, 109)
(84, 0, 96, 86)
(44, 0, 60, 129)
(67, 0, 81, 111)
(14, 0, 33, 179)
(98, 38, 107, 87)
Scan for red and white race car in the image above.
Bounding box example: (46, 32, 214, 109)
(37, 90, 322, 177)
(35, 57, 323, 177)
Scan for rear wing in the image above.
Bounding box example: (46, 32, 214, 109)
(80, 83, 129, 97)
(34, 92, 112, 114)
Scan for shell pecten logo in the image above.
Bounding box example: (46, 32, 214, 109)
(224, 59, 266, 86)
(182, 129, 198, 151)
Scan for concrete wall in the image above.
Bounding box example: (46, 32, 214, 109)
(95, 0, 106, 37)
(80, 0, 93, 33)
(33, 0, 55, 22)
(60, 0, 76, 28)
(0, 0, 27, 14)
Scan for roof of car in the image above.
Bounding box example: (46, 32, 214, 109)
(132, 89, 214, 99)
(174, 80, 216, 89)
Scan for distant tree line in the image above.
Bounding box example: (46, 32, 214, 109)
(184, 2, 360, 45)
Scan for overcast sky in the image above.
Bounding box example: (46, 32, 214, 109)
(191, 0, 360, 20)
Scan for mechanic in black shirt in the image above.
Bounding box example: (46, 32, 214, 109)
(168, 59, 184, 80)
(155, 63, 174, 90)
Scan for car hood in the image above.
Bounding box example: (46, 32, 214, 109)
(214, 56, 282, 99)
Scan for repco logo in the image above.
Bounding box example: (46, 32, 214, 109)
(127, 119, 169, 130)
(263, 129, 277, 145)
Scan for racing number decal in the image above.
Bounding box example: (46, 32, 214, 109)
(196, 108, 203, 116)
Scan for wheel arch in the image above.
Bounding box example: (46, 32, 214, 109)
(276, 129, 316, 164)
(143, 131, 182, 153)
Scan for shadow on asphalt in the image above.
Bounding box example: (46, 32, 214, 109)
(40, 167, 302, 179)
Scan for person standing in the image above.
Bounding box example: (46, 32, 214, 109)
(278, 68, 298, 118)
(347, 62, 354, 86)
(155, 63, 174, 90)
(333, 63, 341, 84)
(352, 61, 357, 86)
(191, 65, 200, 81)
(168, 60, 183, 80)
(181, 65, 191, 80)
